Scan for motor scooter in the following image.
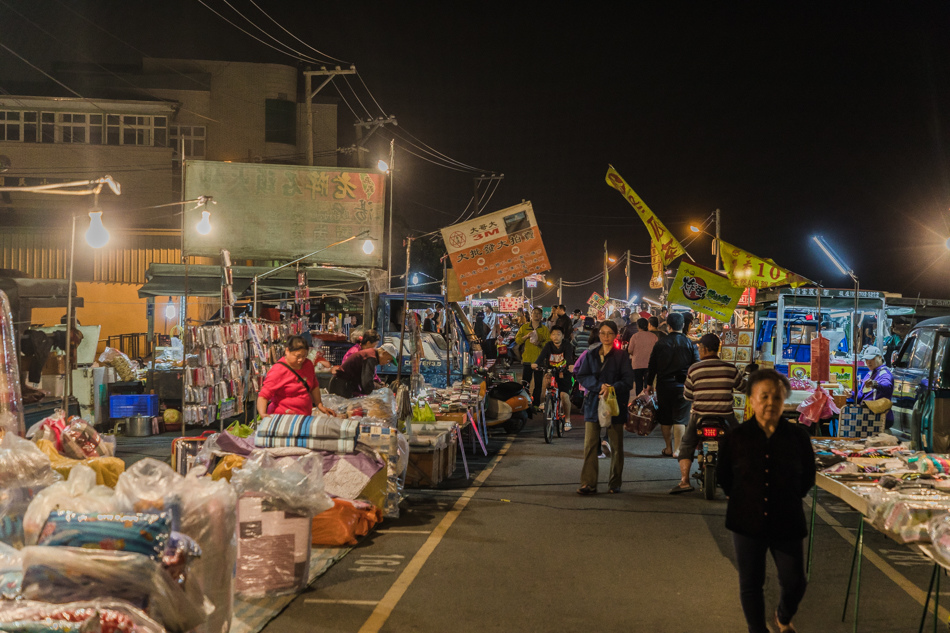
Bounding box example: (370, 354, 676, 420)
(480, 367, 534, 434)
(692, 415, 731, 500)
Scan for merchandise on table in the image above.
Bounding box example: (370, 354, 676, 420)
(867, 486, 950, 543)
(255, 413, 361, 452)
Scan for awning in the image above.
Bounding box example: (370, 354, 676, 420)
(138, 264, 372, 299)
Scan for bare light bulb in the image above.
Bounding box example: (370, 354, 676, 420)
(164, 300, 177, 320)
(196, 210, 212, 235)
(411, 274, 419, 285)
(85, 210, 110, 248)
(362, 239, 375, 254)
(377, 159, 389, 172)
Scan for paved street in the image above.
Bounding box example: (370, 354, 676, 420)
(266, 412, 944, 633)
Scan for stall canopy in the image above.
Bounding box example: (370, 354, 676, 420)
(138, 264, 374, 299)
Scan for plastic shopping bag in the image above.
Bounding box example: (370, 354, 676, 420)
(598, 395, 612, 428)
(604, 386, 620, 417)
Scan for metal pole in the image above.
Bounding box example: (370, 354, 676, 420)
(395, 238, 412, 386)
(63, 214, 76, 413)
(625, 249, 630, 302)
(603, 241, 608, 299)
(558, 278, 562, 305)
(305, 70, 313, 166)
(444, 256, 450, 388)
(715, 208, 721, 272)
(854, 276, 860, 398)
(387, 139, 394, 286)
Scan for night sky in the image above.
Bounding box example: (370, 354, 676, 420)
(3, 1, 950, 307)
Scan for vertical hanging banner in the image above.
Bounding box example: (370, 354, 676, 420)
(441, 201, 551, 295)
(649, 242, 664, 289)
(604, 165, 686, 266)
(667, 261, 744, 322)
(718, 240, 812, 289)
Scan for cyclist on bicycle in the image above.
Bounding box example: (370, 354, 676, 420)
(532, 326, 576, 431)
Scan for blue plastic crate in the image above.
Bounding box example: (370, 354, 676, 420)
(110, 394, 159, 418)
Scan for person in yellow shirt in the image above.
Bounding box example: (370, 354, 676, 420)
(515, 307, 550, 408)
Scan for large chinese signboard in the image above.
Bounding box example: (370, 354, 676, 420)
(183, 160, 384, 267)
(441, 201, 551, 296)
(667, 261, 744, 322)
(497, 296, 522, 312)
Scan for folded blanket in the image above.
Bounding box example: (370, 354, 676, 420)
(257, 414, 360, 441)
(254, 435, 356, 453)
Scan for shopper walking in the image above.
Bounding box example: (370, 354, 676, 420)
(672, 333, 747, 493)
(575, 321, 634, 495)
(648, 316, 667, 339)
(627, 318, 657, 395)
(482, 304, 499, 359)
(719, 369, 815, 633)
(515, 307, 551, 408)
(644, 312, 698, 457)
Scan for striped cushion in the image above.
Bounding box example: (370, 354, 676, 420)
(257, 414, 360, 441)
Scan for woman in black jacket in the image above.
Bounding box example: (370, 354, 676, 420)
(719, 369, 815, 633)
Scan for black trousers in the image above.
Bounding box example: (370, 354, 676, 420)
(633, 368, 648, 396)
(732, 532, 808, 633)
(521, 365, 544, 406)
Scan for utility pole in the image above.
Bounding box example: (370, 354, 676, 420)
(715, 208, 721, 272)
(472, 173, 504, 216)
(303, 66, 357, 166)
(603, 241, 609, 299)
(558, 278, 563, 305)
(625, 249, 631, 303)
(354, 115, 398, 168)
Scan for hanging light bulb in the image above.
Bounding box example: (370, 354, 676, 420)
(362, 239, 375, 254)
(164, 299, 177, 320)
(411, 274, 419, 285)
(196, 210, 212, 235)
(377, 159, 389, 172)
(85, 210, 110, 248)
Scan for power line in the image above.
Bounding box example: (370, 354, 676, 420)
(247, 0, 350, 65)
(196, 0, 317, 65)
(218, 0, 326, 66)
(0, 41, 107, 113)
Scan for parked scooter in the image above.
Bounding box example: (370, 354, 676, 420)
(480, 367, 534, 434)
(494, 328, 518, 369)
(692, 415, 731, 500)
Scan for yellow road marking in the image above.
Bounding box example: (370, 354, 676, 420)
(304, 599, 380, 606)
(357, 438, 514, 633)
(809, 497, 950, 621)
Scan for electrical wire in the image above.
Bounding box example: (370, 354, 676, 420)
(218, 0, 326, 65)
(196, 0, 319, 65)
(341, 74, 373, 119)
(247, 0, 350, 65)
(0, 41, 107, 114)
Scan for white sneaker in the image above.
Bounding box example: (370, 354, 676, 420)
(564, 422, 572, 431)
(601, 441, 611, 457)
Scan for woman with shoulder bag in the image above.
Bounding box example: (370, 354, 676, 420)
(257, 335, 336, 417)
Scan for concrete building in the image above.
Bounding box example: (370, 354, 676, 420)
(0, 57, 339, 347)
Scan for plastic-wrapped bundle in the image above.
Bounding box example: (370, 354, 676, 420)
(0, 431, 60, 489)
(20, 546, 208, 633)
(114, 459, 236, 633)
(0, 598, 166, 633)
(357, 422, 407, 518)
(232, 451, 333, 516)
(929, 514, 950, 568)
(37, 511, 171, 560)
(23, 465, 118, 546)
(324, 387, 398, 426)
(0, 541, 22, 599)
(0, 290, 24, 436)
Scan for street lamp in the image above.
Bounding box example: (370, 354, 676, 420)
(812, 235, 860, 401)
(688, 208, 722, 271)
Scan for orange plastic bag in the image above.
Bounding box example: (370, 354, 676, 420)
(311, 498, 382, 547)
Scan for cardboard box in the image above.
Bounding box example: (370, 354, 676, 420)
(444, 433, 458, 479)
(405, 447, 444, 488)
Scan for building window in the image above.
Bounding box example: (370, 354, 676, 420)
(0, 111, 22, 141)
(105, 114, 167, 146)
(169, 125, 206, 163)
(265, 99, 296, 145)
(60, 113, 104, 144)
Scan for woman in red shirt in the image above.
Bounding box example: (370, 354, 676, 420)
(256, 335, 336, 417)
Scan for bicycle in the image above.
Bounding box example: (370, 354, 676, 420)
(542, 370, 567, 443)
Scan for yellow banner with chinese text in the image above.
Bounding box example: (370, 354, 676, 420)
(719, 240, 812, 289)
(604, 166, 685, 267)
(667, 261, 743, 322)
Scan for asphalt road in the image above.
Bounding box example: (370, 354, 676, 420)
(265, 412, 945, 633)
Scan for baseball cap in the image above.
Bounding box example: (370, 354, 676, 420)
(861, 346, 883, 361)
(378, 343, 399, 361)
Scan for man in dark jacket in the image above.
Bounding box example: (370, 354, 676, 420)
(552, 305, 573, 343)
(575, 321, 635, 495)
(645, 312, 699, 457)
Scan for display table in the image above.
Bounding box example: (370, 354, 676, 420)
(810, 471, 950, 632)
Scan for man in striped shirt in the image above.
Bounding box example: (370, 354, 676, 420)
(671, 333, 749, 494)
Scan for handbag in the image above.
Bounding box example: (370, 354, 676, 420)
(598, 395, 613, 428)
(604, 385, 620, 416)
(626, 389, 658, 436)
(838, 403, 886, 438)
